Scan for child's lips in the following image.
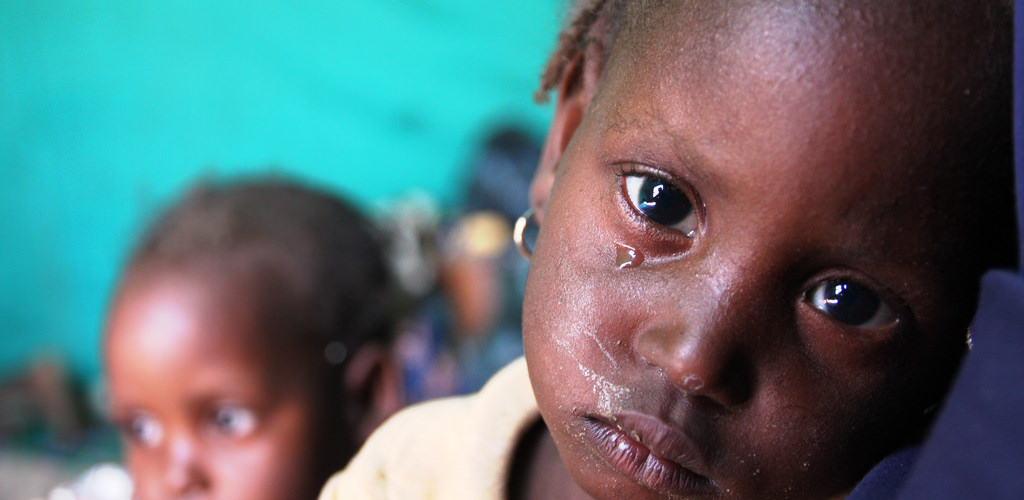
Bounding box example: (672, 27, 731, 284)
(582, 412, 718, 495)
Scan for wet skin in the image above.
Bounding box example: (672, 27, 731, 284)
(524, 3, 990, 500)
(106, 268, 326, 500)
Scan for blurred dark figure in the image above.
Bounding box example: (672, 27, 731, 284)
(0, 357, 91, 446)
(439, 126, 541, 393)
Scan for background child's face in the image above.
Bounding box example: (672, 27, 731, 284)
(525, 3, 987, 499)
(106, 268, 325, 500)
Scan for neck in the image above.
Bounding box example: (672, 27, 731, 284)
(507, 419, 593, 500)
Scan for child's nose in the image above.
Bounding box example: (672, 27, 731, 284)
(633, 323, 752, 407)
(164, 434, 211, 497)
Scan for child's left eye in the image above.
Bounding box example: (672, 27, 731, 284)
(209, 405, 257, 438)
(622, 174, 698, 236)
(807, 279, 898, 330)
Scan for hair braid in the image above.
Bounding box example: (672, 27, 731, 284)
(536, 0, 622, 103)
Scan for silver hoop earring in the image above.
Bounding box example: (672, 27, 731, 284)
(513, 208, 535, 259)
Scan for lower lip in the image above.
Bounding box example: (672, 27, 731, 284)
(582, 418, 716, 495)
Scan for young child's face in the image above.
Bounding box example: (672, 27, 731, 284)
(106, 267, 325, 500)
(524, 4, 987, 499)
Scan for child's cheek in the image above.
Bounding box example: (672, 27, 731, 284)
(524, 165, 645, 418)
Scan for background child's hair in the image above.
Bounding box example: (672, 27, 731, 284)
(125, 175, 400, 361)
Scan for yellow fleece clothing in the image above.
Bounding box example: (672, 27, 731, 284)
(318, 357, 537, 500)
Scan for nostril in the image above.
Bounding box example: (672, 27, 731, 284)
(166, 463, 210, 496)
(165, 463, 190, 493)
(634, 326, 752, 407)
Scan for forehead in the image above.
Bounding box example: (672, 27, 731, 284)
(597, 2, 969, 234)
(607, 0, 980, 156)
(105, 269, 289, 397)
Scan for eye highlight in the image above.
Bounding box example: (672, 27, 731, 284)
(208, 404, 257, 439)
(807, 279, 897, 330)
(622, 174, 698, 236)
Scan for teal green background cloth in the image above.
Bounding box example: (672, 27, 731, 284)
(0, 1, 559, 389)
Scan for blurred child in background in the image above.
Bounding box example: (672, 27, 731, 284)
(438, 126, 541, 393)
(387, 127, 542, 400)
(97, 177, 405, 500)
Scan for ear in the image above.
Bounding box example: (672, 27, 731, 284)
(530, 43, 603, 225)
(341, 343, 406, 444)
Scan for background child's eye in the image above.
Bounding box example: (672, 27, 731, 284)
(123, 412, 163, 448)
(807, 279, 897, 329)
(623, 174, 697, 236)
(209, 405, 257, 438)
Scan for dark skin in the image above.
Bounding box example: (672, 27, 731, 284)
(107, 267, 330, 500)
(106, 263, 405, 500)
(513, 2, 1005, 499)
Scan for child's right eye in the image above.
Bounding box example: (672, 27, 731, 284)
(622, 173, 698, 237)
(122, 412, 163, 448)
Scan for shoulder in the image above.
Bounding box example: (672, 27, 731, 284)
(43, 463, 133, 500)
(319, 357, 536, 500)
(318, 395, 471, 500)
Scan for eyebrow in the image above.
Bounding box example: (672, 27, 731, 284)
(667, 133, 726, 198)
(602, 109, 729, 200)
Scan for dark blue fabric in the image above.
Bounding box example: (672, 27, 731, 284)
(846, 447, 919, 499)
(892, 3, 1024, 497)
(1018, 0, 1024, 270)
(896, 273, 1024, 499)
(850, 3, 1024, 498)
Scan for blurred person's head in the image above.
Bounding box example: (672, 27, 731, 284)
(104, 177, 404, 500)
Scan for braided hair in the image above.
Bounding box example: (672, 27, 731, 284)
(536, 0, 627, 102)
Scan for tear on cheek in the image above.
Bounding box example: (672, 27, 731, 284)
(615, 242, 645, 269)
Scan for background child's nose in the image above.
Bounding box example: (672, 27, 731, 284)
(633, 324, 752, 407)
(164, 435, 210, 496)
